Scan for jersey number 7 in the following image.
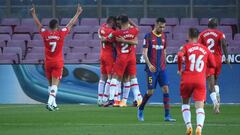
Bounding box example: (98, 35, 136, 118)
(49, 42, 57, 52)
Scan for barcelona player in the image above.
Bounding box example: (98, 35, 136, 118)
(137, 18, 176, 122)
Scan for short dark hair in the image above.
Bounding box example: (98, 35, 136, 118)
(208, 18, 218, 28)
(106, 16, 116, 24)
(118, 14, 129, 24)
(156, 17, 166, 23)
(49, 19, 58, 30)
(188, 27, 199, 38)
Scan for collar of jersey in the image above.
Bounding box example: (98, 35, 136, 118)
(152, 31, 162, 37)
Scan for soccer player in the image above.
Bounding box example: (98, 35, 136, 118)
(97, 16, 117, 106)
(104, 15, 142, 107)
(198, 18, 229, 113)
(31, 4, 83, 111)
(137, 18, 176, 122)
(178, 28, 216, 135)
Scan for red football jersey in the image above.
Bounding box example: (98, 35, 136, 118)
(198, 28, 225, 57)
(178, 42, 216, 78)
(98, 23, 115, 56)
(111, 26, 139, 55)
(40, 27, 69, 63)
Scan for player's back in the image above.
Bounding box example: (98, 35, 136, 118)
(182, 42, 213, 80)
(99, 23, 115, 56)
(40, 27, 69, 63)
(198, 28, 225, 56)
(114, 27, 139, 55)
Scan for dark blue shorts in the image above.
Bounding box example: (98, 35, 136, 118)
(146, 70, 169, 90)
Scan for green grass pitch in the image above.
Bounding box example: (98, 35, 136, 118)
(0, 104, 239, 135)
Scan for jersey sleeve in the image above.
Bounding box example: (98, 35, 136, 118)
(219, 32, 226, 41)
(197, 33, 204, 44)
(177, 46, 186, 71)
(60, 27, 70, 37)
(39, 27, 47, 38)
(143, 33, 150, 48)
(163, 33, 167, 49)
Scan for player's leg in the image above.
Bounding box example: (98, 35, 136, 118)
(182, 98, 192, 135)
(159, 70, 176, 122)
(137, 71, 156, 121)
(113, 80, 121, 107)
(214, 57, 222, 104)
(120, 74, 130, 107)
(98, 74, 107, 106)
(102, 74, 111, 103)
(104, 58, 126, 107)
(207, 74, 219, 114)
(180, 80, 193, 135)
(195, 101, 205, 135)
(193, 85, 207, 135)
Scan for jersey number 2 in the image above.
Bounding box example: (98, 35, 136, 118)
(49, 42, 57, 52)
(189, 54, 204, 72)
(121, 43, 129, 53)
(207, 38, 215, 53)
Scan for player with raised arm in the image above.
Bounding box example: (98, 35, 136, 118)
(178, 28, 216, 135)
(98, 16, 116, 106)
(31, 4, 83, 111)
(137, 18, 176, 122)
(104, 15, 142, 107)
(198, 18, 229, 113)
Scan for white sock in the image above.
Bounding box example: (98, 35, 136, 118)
(117, 82, 121, 101)
(98, 80, 105, 101)
(214, 85, 220, 102)
(48, 85, 58, 107)
(182, 104, 192, 128)
(102, 79, 110, 102)
(196, 108, 205, 129)
(122, 82, 130, 104)
(131, 78, 142, 101)
(109, 78, 117, 101)
(210, 92, 218, 105)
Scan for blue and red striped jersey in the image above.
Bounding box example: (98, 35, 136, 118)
(143, 31, 167, 71)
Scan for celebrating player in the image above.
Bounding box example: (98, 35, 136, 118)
(104, 15, 142, 107)
(198, 18, 229, 113)
(178, 28, 216, 135)
(137, 18, 176, 122)
(31, 4, 83, 111)
(97, 16, 117, 106)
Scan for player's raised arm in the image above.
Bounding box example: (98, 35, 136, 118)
(66, 4, 83, 30)
(129, 19, 138, 27)
(30, 4, 43, 30)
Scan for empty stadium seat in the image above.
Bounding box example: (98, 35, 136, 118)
(73, 34, 91, 40)
(28, 40, 44, 48)
(0, 26, 12, 35)
(12, 34, 31, 41)
(60, 18, 79, 26)
(220, 18, 238, 26)
(0, 34, 11, 41)
(139, 18, 155, 26)
(165, 18, 179, 26)
(1, 18, 20, 26)
(139, 26, 152, 34)
(2, 47, 22, 63)
(72, 26, 92, 34)
(180, 18, 199, 26)
(21, 18, 35, 26)
(14, 26, 32, 34)
(7, 40, 26, 52)
(199, 18, 209, 26)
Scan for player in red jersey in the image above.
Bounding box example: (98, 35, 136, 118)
(31, 4, 83, 111)
(198, 18, 229, 113)
(178, 28, 216, 135)
(104, 15, 142, 106)
(97, 16, 116, 106)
